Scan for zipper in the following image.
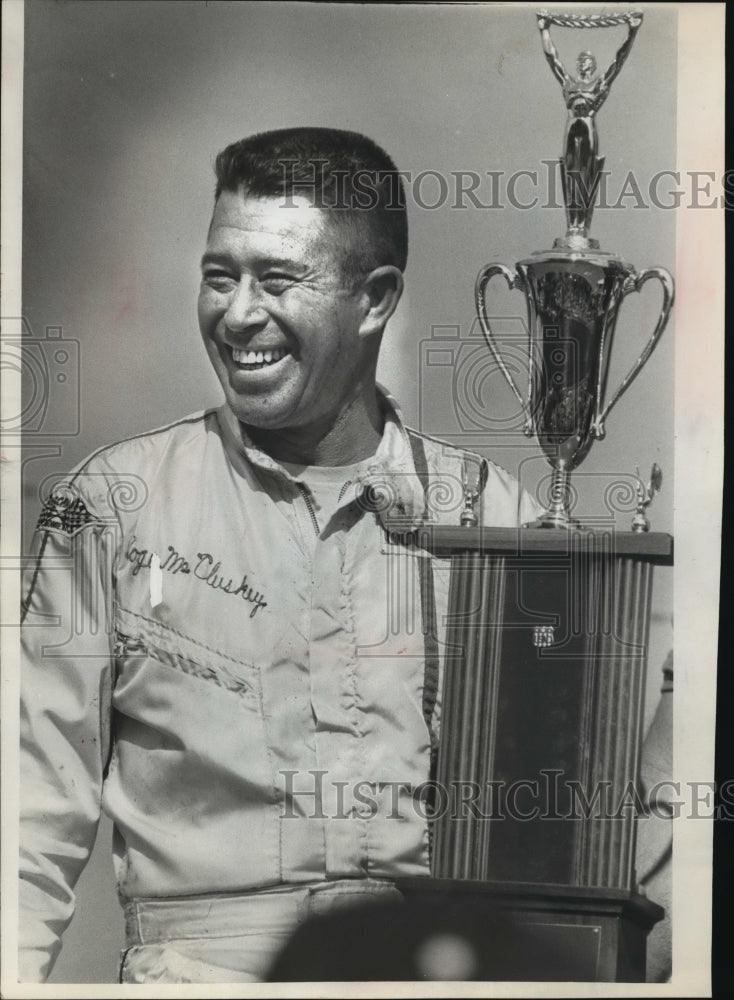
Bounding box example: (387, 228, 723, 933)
(297, 479, 353, 537)
(296, 483, 321, 537)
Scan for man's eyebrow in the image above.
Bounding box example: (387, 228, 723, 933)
(200, 251, 234, 270)
(199, 251, 309, 272)
(258, 254, 309, 272)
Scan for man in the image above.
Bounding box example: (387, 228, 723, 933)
(20, 127, 538, 983)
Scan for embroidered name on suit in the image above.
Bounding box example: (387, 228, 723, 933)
(125, 537, 268, 618)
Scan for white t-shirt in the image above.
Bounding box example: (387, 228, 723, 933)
(280, 457, 377, 532)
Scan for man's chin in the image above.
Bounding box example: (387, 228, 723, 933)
(224, 395, 297, 434)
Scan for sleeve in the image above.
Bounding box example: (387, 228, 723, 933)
(636, 652, 673, 983)
(19, 483, 118, 982)
(479, 458, 544, 528)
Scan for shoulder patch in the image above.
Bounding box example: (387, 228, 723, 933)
(37, 486, 98, 536)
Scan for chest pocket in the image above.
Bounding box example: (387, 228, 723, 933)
(107, 606, 275, 808)
(114, 608, 262, 728)
(113, 605, 261, 710)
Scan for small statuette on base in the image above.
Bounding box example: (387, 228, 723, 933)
(631, 463, 662, 532)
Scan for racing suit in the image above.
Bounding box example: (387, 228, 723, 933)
(19, 391, 539, 981)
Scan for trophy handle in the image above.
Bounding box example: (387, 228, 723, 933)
(594, 266, 675, 438)
(475, 264, 533, 435)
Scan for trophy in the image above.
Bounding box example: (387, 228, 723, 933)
(475, 9, 674, 527)
(400, 14, 674, 980)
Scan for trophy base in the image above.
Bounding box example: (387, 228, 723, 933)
(523, 513, 584, 530)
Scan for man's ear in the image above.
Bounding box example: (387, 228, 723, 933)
(357, 266, 404, 338)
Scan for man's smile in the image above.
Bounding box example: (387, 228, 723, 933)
(230, 345, 290, 371)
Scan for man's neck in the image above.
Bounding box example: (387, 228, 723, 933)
(243, 389, 384, 467)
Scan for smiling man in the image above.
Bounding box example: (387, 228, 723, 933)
(198, 151, 402, 465)
(19, 127, 538, 983)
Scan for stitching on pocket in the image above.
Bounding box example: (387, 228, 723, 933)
(115, 629, 259, 704)
(116, 604, 256, 674)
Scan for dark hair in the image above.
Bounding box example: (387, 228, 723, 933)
(214, 127, 408, 281)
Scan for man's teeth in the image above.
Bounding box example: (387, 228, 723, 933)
(232, 347, 287, 366)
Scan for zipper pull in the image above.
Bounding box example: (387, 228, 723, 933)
(113, 632, 146, 658)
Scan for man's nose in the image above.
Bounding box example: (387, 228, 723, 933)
(224, 278, 268, 332)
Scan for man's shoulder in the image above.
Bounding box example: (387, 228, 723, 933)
(404, 426, 517, 486)
(404, 426, 475, 460)
(45, 410, 219, 523)
(71, 409, 217, 479)
(403, 426, 541, 527)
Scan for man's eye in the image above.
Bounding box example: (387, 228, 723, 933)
(202, 270, 236, 290)
(260, 274, 295, 293)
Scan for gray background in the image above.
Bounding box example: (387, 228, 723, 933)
(21, 1, 676, 983)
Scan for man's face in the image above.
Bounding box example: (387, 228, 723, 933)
(198, 189, 370, 433)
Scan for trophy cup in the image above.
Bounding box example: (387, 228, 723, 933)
(475, 9, 674, 527)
